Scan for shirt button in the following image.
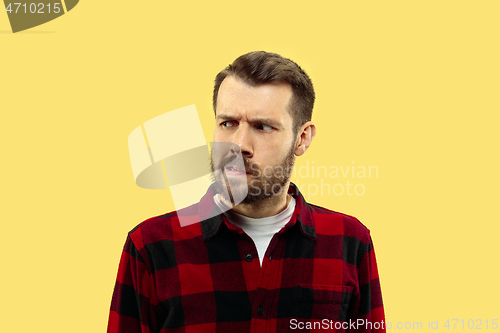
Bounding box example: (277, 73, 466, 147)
(258, 306, 264, 315)
(245, 254, 253, 262)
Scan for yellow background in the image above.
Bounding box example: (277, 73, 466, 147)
(1, 1, 499, 332)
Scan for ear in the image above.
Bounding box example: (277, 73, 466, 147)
(294, 121, 316, 156)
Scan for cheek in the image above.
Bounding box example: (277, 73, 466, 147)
(255, 133, 294, 164)
(259, 137, 280, 152)
(213, 129, 223, 140)
(257, 149, 286, 170)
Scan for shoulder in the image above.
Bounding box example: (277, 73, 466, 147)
(307, 203, 371, 243)
(127, 202, 204, 251)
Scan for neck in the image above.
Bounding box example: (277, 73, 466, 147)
(219, 184, 292, 219)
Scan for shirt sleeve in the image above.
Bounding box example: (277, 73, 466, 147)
(348, 232, 386, 333)
(107, 234, 158, 333)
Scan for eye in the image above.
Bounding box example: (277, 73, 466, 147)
(221, 121, 235, 127)
(257, 124, 273, 131)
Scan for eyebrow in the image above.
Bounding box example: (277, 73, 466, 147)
(216, 114, 284, 129)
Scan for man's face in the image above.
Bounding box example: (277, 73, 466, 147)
(211, 76, 297, 204)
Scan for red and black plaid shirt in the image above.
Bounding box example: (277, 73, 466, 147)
(108, 183, 385, 333)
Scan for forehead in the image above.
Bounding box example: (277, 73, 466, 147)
(216, 76, 294, 125)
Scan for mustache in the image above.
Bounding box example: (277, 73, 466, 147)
(213, 155, 259, 175)
(218, 152, 238, 169)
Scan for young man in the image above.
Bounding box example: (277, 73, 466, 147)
(108, 51, 385, 332)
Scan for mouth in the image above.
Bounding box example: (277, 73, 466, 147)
(224, 165, 250, 175)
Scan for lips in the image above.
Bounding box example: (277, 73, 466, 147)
(225, 165, 249, 175)
(226, 165, 243, 172)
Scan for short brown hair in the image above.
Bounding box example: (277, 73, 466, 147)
(213, 51, 315, 135)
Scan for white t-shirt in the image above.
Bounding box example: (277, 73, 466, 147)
(213, 194, 296, 266)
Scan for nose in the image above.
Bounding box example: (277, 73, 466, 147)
(232, 124, 253, 158)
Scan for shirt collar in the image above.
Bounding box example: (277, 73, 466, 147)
(199, 182, 316, 241)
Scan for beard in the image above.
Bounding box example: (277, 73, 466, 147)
(210, 140, 296, 206)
